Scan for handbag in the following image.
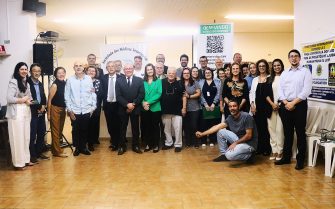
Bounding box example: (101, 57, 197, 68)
(202, 106, 221, 119)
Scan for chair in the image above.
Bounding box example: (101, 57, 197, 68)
(330, 146, 335, 177)
(306, 106, 322, 166)
(311, 108, 335, 177)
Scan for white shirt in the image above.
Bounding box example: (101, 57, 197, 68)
(107, 75, 116, 102)
(134, 69, 144, 79)
(278, 65, 312, 101)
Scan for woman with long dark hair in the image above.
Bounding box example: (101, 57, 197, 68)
(7, 62, 33, 170)
(47, 67, 68, 158)
(265, 59, 285, 160)
(142, 63, 162, 153)
(181, 68, 201, 148)
(222, 62, 249, 118)
(249, 59, 272, 156)
(191, 67, 200, 82)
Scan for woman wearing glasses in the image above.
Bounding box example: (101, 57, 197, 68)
(249, 59, 272, 156)
(198, 69, 221, 147)
(181, 68, 201, 148)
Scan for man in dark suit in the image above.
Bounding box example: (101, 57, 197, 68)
(115, 63, 145, 155)
(28, 63, 48, 163)
(101, 61, 123, 151)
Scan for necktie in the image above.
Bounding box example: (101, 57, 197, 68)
(127, 77, 130, 87)
(108, 76, 114, 101)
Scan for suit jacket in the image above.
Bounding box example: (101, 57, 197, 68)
(101, 73, 123, 108)
(115, 75, 144, 115)
(27, 77, 46, 116)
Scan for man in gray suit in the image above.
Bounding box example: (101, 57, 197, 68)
(115, 63, 145, 155)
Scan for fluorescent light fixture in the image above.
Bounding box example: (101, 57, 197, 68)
(145, 26, 198, 36)
(54, 14, 143, 25)
(225, 14, 294, 20)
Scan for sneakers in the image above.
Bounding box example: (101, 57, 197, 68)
(209, 143, 214, 147)
(175, 147, 182, 152)
(201, 144, 207, 147)
(213, 155, 228, 162)
(246, 152, 256, 164)
(276, 153, 283, 161)
(269, 153, 277, 160)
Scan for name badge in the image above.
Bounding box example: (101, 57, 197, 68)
(207, 91, 210, 97)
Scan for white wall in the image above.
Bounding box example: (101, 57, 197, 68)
(294, 0, 335, 107)
(0, 0, 36, 105)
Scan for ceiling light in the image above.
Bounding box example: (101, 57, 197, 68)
(54, 14, 143, 25)
(225, 14, 294, 20)
(145, 26, 198, 36)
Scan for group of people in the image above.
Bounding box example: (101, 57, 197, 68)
(6, 49, 312, 171)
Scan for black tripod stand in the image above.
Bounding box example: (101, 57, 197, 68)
(44, 129, 73, 153)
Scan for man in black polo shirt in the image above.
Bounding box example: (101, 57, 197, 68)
(161, 67, 187, 152)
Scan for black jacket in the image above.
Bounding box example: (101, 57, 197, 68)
(27, 77, 47, 116)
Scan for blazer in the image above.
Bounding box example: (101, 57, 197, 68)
(6, 79, 32, 119)
(115, 75, 145, 115)
(101, 73, 123, 107)
(27, 77, 47, 116)
(198, 78, 221, 106)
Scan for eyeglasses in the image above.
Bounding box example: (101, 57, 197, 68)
(258, 65, 266, 68)
(289, 55, 300, 58)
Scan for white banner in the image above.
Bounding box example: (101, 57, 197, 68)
(100, 42, 148, 73)
(196, 23, 234, 68)
(301, 37, 335, 102)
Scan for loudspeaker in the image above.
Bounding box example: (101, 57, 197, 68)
(36, 2, 46, 17)
(23, 0, 38, 12)
(33, 44, 54, 75)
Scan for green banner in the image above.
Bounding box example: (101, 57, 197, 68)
(200, 24, 231, 34)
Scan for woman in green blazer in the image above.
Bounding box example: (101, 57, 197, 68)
(142, 63, 162, 153)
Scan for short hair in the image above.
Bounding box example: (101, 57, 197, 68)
(228, 98, 240, 107)
(87, 54, 96, 58)
(199, 56, 208, 61)
(180, 54, 189, 61)
(288, 49, 301, 58)
(156, 54, 165, 59)
(241, 63, 249, 69)
(30, 63, 42, 72)
(106, 60, 114, 66)
(85, 65, 98, 79)
(53, 66, 66, 78)
(204, 68, 214, 79)
(233, 53, 241, 58)
(134, 56, 142, 60)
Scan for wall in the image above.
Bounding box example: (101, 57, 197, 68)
(294, 0, 335, 108)
(0, 0, 36, 105)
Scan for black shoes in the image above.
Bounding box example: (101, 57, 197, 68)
(274, 159, 291, 165)
(295, 162, 305, 170)
(162, 145, 173, 150)
(132, 146, 143, 154)
(246, 152, 256, 164)
(80, 149, 91, 155)
(88, 144, 94, 152)
(110, 145, 118, 151)
(213, 155, 228, 162)
(73, 149, 80, 156)
(118, 147, 125, 155)
(174, 147, 182, 152)
(39, 154, 50, 160)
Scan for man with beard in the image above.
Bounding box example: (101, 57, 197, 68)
(196, 99, 258, 162)
(176, 54, 189, 79)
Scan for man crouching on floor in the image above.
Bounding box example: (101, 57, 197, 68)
(196, 99, 258, 163)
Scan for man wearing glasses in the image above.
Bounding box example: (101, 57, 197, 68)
(161, 68, 187, 152)
(275, 49, 312, 170)
(198, 56, 213, 79)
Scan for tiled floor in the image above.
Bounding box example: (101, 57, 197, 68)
(0, 139, 334, 209)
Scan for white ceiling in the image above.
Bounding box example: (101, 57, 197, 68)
(37, 0, 294, 37)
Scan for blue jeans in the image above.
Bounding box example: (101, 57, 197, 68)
(217, 129, 254, 161)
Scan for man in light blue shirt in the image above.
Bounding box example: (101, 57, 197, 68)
(275, 49, 312, 170)
(65, 61, 96, 156)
